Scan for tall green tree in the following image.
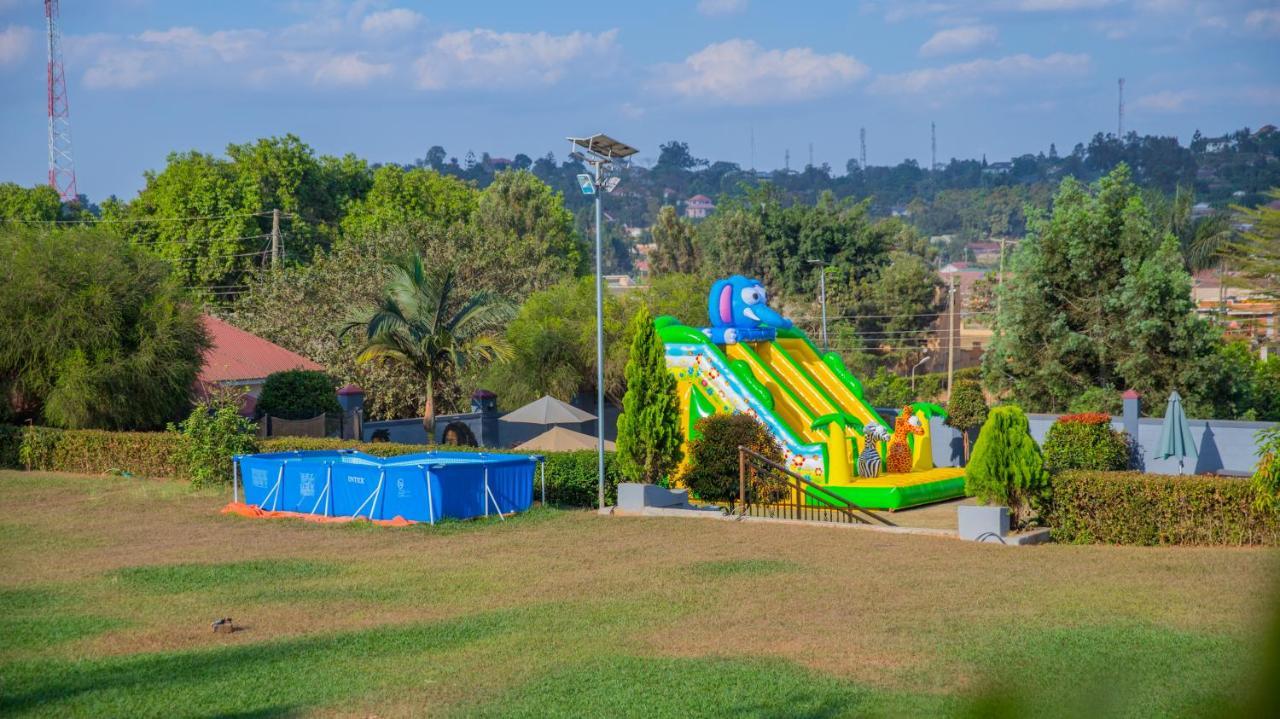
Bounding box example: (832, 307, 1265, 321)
(479, 277, 630, 408)
(470, 170, 583, 299)
(615, 305, 683, 485)
(0, 183, 62, 222)
(983, 165, 1218, 413)
(345, 254, 514, 433)
(1222, 189, 1280, 299)
(0, 227, 209, 429)
(650, 205, 699, 275)
(339, 165, 476, 241)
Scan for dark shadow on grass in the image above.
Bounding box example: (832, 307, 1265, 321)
(0, 610, 521, 717)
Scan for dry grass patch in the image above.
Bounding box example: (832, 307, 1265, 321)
(0, 471, 1276, 718)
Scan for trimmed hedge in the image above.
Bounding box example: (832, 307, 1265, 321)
(0, 427, 618, 507)
(7, 427, 185, 477)
(1049, 470, 1280, 546)
(1042, 413, 1130, 473)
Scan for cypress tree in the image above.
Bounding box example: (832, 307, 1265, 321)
(616, 305, 684, 484)
(965, 405, 1047, 528)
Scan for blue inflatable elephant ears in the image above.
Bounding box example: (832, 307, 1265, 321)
(703, 275, 793, 345)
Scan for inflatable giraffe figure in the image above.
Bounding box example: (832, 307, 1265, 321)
(886, 406, 924, 473)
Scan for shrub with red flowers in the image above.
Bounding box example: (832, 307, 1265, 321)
(1042, 412, 1130, 473)
(1057, 412, 1112, 426)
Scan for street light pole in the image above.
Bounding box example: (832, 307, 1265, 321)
(911, 355, 931, 394)
(592, 159, 605, 511)
(566, 134, 638, 512)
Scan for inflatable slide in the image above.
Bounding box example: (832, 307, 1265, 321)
(659, 275, 965, 510)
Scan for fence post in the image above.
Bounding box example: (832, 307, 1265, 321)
(738, 446, 746, 515)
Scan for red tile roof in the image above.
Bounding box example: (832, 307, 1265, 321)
(198, 315, 323, 384)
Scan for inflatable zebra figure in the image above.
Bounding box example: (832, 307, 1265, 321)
(858, 424, 891, 478)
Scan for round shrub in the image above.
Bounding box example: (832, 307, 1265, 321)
(172, 394, 259, 488)
(678, 413, 785, 507)
(965, 404, 1047, 528)
(255, 370, 341, 420)
(1042, 412, 1129, 473)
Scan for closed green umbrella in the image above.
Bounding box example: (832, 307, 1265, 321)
(1156, 390, 1198, 474)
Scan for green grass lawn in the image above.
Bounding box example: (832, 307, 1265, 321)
(1, 470, 1277, 718)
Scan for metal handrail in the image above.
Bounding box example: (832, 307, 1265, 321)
(737, 446, 896, 527)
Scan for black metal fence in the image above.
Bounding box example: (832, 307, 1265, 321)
(736, 446, 895, 527)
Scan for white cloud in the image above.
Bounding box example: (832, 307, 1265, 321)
(870, 52, 1090, 95)
(83, 48, 160, 89)
(136, 27, 264, 62)
(660, 39, 868, 105)
(697, 0, 748, 17)
(1004, 0, 1114, 10)
(413, 28, 618, 90)
(360, 8, 424, 35)
(919, 25, 997, 57)
(1245, 8, 1280, 36)
(1132, 89, 1197, 112)
(312, 52, 392, 86)
(0, 24, 33, 66)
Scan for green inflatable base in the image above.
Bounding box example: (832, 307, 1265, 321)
(816, 475, 967, 511)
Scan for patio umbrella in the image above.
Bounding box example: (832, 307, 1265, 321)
(1156, 390, 1198, 474)
(499, 395, 597, 425)
(515, 426, 615, 452)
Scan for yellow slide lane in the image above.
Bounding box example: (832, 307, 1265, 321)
(723, 343, 826, 446)
(776, 338, 884, 431)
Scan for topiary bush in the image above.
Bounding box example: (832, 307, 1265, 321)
(1049, 470, 1280, 545)
(678, 413, 785, 508)
(944, 378, 987, 461)
(171, 394, 259, 488)
(965, 404, 1048, 528)
(255, 370, 341, 420)
(1041, 412, 1130, 474)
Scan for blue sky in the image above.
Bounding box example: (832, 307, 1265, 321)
(0, 0, 1277, 200)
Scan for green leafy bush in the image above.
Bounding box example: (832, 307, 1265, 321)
(1042, 413, 1130, 473)
(171, 396, 259, 488)
(255, 370, 341, 420)
(1049, 470, 1280, 545)
(0, 226, 209, 429)
(965, 404, 1048, 528)
(678, 413, 784, 508)
(1252, 426, 1280, 513)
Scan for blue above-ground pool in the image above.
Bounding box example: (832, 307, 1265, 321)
(233, 450, 541, 524)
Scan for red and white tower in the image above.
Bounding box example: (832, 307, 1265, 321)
(45, 0, 77, 201)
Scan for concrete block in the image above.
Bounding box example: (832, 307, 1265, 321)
(958, 504, 1009, 542)
(617, 483, 692, 511)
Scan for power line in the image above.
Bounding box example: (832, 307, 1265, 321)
(128, 233, 272, 247)
(1, 211, 277, 225)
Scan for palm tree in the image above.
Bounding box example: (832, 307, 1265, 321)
(345, 254, 514, 435)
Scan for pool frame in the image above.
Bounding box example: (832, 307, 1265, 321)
(232, 450, 544, 525)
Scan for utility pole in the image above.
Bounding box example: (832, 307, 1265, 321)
(749, 125, 755, 173)
(784, 148, 790, 173)
(931, 121, 937, 171)
(996, 236, 1010, 322)
(270, 209, 281, 267)
(808, 142, 814, 169)
(859, 127, 867, 168)
(1117, 78, 1125, 137)
(946, 276, 957, 400)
